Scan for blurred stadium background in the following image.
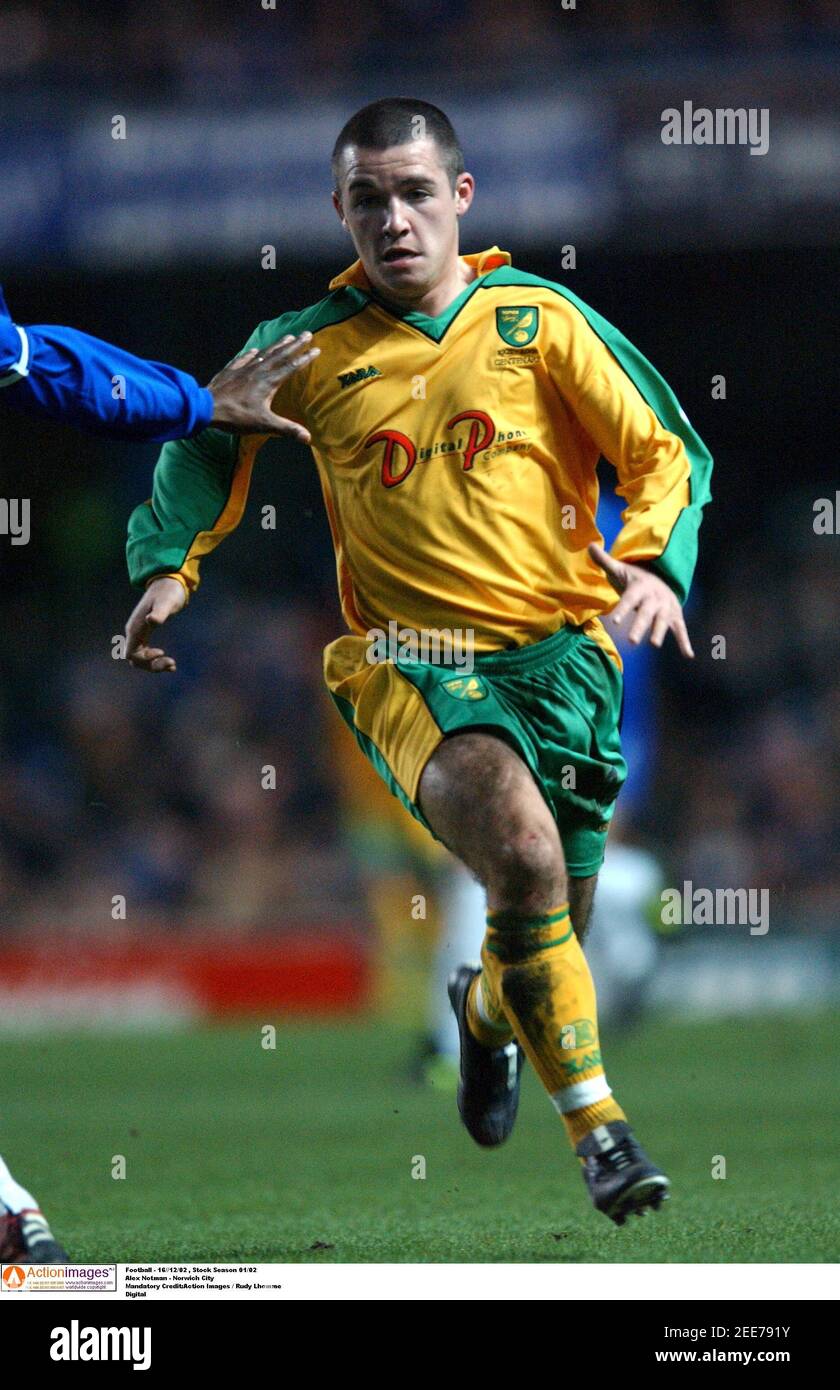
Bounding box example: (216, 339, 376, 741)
(0, 0, 839, 1263)
(2, 0, 838, 1005)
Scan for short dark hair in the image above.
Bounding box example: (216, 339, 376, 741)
(331, 97, 465, 194)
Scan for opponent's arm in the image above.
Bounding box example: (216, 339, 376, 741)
(546, 294, 712, 655)
(0, 286, 317, 441)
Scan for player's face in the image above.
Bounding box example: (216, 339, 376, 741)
(333, 139, 473, 304)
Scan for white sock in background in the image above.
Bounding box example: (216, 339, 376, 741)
(0, 1153, 38, 1214)
(430, 862, 486, 1059)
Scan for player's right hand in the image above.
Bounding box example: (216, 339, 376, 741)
(124, 576, 188, 673)
(207, 333, 319, 439)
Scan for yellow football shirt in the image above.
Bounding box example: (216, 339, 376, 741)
(128, 246, 712, 666)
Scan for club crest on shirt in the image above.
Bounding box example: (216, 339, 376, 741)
(496, 306, 539, 347)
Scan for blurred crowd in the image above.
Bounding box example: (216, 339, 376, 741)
(654, 544, 840, 934)
(0, 588, 354, 935)
(0, 531, 837, 938)
(1, 0, 838, 104)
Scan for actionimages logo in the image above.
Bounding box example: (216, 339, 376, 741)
(51, 1320, 151, 1372)
(2, 1261, 117, 1292)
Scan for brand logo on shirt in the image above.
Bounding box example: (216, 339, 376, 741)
(496, 306, 539, 347)
(337, 364, 382, 389)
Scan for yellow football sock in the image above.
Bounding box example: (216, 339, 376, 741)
(481, 902, 626, 1148)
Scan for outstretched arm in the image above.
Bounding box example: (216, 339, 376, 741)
(0, 286, 318, 441)
(205, 336, 319, 437)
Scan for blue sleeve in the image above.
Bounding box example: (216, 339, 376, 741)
(0, 288, 213, 442)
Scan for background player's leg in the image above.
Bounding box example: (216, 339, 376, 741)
(0, 1153, 67, 1263)
(427, 862, 486, 1063)
(418, 732, 625, 1146)
(0, 1153, 38, 1215)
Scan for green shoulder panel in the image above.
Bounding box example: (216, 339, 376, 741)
(242, 286, 368, 352)
(482, 267, 713, 603)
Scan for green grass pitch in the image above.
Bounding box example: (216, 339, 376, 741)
(3, 1011, 838, 1263)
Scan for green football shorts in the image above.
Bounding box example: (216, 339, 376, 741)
(325, 622, 627, 879)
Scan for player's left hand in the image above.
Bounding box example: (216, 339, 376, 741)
(588, 542, 694, 658)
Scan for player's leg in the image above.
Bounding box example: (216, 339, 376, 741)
(0, 1153, 68, 1263)
(420, 731, 670, 1221)
(419, 731, 622, 1130)
(324, 632, 669, 1219)
(423, 729, 564, 1143)
(420, 731, 563, 910)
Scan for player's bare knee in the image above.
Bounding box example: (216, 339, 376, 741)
(488, 827, 566, 913)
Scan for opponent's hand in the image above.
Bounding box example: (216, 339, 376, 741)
(207, 333, 319, 439)
(589, 542, 694, 658)
(124, 577, 188, 673)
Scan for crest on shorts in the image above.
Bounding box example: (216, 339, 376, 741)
(496, 306, 539, 347)
(442, 675, 488, 701)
